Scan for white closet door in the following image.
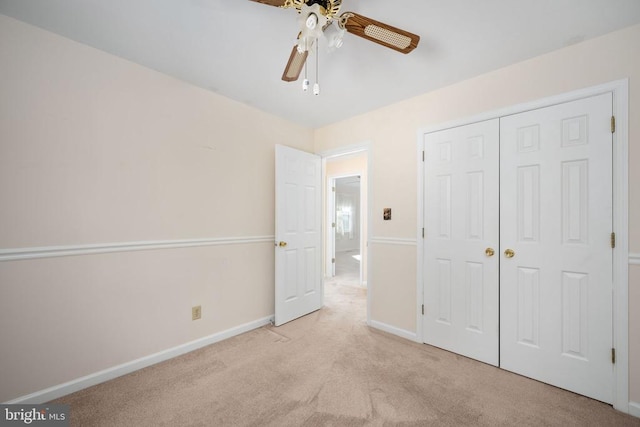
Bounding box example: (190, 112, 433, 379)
(423, 119, 500, 366)
(500, 93, 613, 403)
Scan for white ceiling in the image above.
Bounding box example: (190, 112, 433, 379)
(1, 0, 639, 128)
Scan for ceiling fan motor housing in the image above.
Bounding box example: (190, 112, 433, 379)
(303, 0, 342, 19)
(297, 3, 328, 52)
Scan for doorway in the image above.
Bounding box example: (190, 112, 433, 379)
(322, 147, 370, 321)
(331, 175, 362, 285)
(324, 152, 367, 286)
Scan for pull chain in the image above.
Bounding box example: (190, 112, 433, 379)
(313, 43, 320, 95)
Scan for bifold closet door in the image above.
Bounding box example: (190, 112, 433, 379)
(499, 93, 614, 403)
(423, 119, 500, 366)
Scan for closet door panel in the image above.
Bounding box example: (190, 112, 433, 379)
(423, 119, 500, 366)
(499, 93, 613, 403)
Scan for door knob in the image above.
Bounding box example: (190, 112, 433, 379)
(504, 248, 515, 258)
(278, 241, 288, 247)
(485, 247, 495, 257)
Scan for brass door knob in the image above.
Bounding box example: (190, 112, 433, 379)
(278, 241, 288, 247)
(485, 247, 495, 257)
(504, 248, 515, 258)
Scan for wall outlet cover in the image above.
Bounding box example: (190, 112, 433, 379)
(192, 305, 202, 320)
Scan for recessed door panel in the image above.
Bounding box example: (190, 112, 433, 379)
(436, 258, 452, 324)
(437, 175, 452, 239)
(466, 172, 484, 240)
(561, 271, 589, 360)
(517, 267, 540, 347)
(517, 165, 540, 242)
(465, 261, 484, 333)
(304, 247, 316, 295)
(562, 160, 589, 245)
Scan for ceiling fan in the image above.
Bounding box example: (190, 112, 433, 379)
(250, 0, 420, 93)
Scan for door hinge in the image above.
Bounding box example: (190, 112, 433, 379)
(612, 348, 616, 364)
(332, 186, 335, 192)
(611, 232, 616, 249)
(332, 222, 336, 228)
(422, 151, 425, 162)
(331, 258, 335, 263)
(421, 304, 424, 315)
(422, 228, 425, 238)
(611, 116, 616, 134)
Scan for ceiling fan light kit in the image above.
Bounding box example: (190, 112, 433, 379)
(251, 0, 420, 94)
(324, 22, 346, 51)
(305, 12, 318, 29)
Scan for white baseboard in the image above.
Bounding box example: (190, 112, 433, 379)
(370, 320, 418, 342)
(5, 315, 274, 404)
(629, 401, 640, 418)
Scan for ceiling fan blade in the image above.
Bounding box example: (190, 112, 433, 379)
(342, 12, 420, 54)
(282, 45, 308, 82)
(249, 0, 289, 7)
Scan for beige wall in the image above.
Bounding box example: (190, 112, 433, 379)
(0, 15, 313, 402)
(314, 24, 640, 404)
(325, 153, 368, 283)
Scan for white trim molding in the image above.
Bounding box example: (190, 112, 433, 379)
(369, 237, 417, 246)
(0, 236, 275, 262)
(629, 253, 640, 265)
(370, 320, 418, 342)
(318, 141, 372, 159)
(629, 402, 640, 418)
(5, 315, 274, 404)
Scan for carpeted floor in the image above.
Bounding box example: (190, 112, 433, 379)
(54, 280, 639, 426)
(334, 250, 360, 285)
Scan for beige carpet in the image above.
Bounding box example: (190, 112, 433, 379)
(54, 280, 639, 426)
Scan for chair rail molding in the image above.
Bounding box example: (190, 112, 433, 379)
(369, 236, 417, 246)
(0, 236, 275, 262)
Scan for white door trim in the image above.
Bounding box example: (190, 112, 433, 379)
(319, 141, 372, 326)
(416, 79, 629, 413)
(326, 176, 336, 278)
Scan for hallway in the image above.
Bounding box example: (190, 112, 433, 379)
(328, 249, 361, 287)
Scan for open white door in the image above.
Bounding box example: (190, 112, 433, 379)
(275, 145, 323, 326)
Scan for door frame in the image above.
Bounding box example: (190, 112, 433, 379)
(416, 79, 629, 413)
(326, 173, 364, 284)
(320, 141, 372, 326)
(326, 176, 337, 278)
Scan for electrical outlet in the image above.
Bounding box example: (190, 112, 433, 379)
(192, 305, 201, 321)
